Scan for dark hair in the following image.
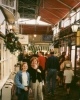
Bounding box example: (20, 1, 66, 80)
(50, 51, 54, 54)
(65, 56, 70, 60)
(62, 52, 66, 55)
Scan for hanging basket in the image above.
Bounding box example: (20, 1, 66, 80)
(4, 32, 22, 53)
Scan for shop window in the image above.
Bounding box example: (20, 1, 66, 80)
(76, 48, 80, 68)
(76, 47, 80, 76)
(3, 45, 7, 60)
(71, 46, 75, 69)
(2, 0, 15, 8)
(70, 11, 76, 24)
(76, 8, 80, 21)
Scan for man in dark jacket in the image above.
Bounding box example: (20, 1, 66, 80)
(46, 51, 59, 95)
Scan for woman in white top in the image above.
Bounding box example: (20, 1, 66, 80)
(14, 62, 31, 100)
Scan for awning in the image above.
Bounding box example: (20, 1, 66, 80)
(0, 5, 15, 23)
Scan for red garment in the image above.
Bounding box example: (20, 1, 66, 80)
(38, 56, 46, 70)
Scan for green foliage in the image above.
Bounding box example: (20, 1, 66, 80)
(4, 32, 22, 53)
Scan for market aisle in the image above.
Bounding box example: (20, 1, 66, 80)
(12, 83, 79, 100)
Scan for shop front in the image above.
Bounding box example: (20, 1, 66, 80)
(58, 26, 80, 78)
(71, 26, 80, 77)
(0, 6, 17, 93)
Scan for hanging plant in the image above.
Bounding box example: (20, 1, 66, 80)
(4, 32, 22, 53)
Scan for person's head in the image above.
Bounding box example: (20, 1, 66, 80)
(21, 62, 28, 71)
(50, 51, 54, 55)
(30, 57, 39, 69)
(65, 56, 70, 60)
(62, 52, 66, 56)
(38, 51, 43, 56)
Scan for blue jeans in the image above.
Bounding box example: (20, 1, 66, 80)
(47, 69, 57, 94)
(18, 90, 29, 100)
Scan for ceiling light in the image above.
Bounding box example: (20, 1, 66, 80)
(34, 34, 37, 37)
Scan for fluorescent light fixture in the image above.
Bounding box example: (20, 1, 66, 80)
(18, 18, 51, 26)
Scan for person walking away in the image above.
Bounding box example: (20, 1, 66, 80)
(46, 51, 59, 95)
(61, 56, 72, 86)
(59, 52, 66, 63)
(29, 57, 44, 100)
(38, 51, 46, 83)
(58, 52, 66, 86)
(14, 62, 31, 100)
(63, 56, 72, 69)
(63, 64, 74, 98)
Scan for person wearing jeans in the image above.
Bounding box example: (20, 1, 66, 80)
(46, 51, 59, 95)
(47, 69, 57, 94)
(14, 62, 31, 100)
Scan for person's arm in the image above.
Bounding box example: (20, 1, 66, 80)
(72, 70, 74, 80)
(27, 72, 32, 93)
(45, 57, 50, 71)
(60, 62, 64, 71)
(14, 72, 24, 89)
(28, 72, 32, 88)
(71, 62, 72, 69)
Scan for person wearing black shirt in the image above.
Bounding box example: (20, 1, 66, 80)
(46, 51, 59, 95)
(29, 57, 44, 100)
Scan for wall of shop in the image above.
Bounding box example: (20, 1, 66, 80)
(0, 8, 17, 90)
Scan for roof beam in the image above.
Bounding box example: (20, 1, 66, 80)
(44, 1, 66, 14)
(73, 0, 79, 2)
(41, 0, 70, 10)
(41, 18, 55, 25)
(41, 7, 70, 10)
(44, 9, 60, 19)
(57, 0, 72, 9)
(54, 2, 80, 26)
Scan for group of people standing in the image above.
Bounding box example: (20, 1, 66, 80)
(15, 51, 46, 100)
(14, 51, 74, 100)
